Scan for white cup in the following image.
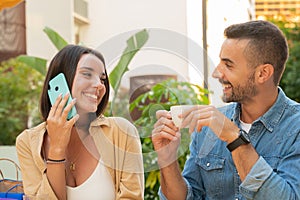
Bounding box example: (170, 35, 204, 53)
(170, 105, 195, 128)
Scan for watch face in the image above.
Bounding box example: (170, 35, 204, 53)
(240, 130, 250, 143)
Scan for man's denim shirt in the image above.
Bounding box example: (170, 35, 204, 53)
(159, 88, 300, 200)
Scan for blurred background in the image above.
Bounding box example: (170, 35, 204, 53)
(1, 0, 300, 199)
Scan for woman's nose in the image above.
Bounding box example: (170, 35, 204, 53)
(93, 78, 105, 89)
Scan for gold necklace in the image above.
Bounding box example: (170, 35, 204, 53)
(68, 129, 93, 171)
(70, 161, 76, 171)
(69, 145, 83, 171)
(67, 132, 85, 172)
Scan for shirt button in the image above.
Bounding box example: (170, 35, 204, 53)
(206, 162, 210, 167)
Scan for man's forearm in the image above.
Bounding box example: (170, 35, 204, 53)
(231, 143, 259, 181)
(160, 161, 187, 200)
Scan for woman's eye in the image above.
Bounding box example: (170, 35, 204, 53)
(83, 72, 92, 77)
(100, 78, 106, 83)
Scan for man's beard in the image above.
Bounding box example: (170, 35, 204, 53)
(221, 72, 257, 103)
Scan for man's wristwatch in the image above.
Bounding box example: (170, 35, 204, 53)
(226, 129, 250, 152)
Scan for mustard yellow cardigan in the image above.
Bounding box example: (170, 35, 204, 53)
(16, 117, 144, 199)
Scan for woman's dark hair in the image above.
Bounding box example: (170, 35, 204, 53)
(224, 20, 288, 86)
(40, 45, 110, 120)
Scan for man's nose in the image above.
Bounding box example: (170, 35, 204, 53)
(212, 66, 222, 79)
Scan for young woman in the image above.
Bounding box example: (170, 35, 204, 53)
(16, 45, 144, 200)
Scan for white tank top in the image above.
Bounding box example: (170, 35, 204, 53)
(66, 160, 115, 200)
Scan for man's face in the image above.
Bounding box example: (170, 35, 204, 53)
(212, 39, 258, 103)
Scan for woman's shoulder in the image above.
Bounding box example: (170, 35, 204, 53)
(96, 116, 134, 128)
(100, 116, 138, 137)
(16, 122, 46, 144)
(108, 116, 134, 126)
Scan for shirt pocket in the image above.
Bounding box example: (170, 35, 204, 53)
(196, 154, 226, 198)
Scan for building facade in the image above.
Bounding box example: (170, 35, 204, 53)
(256, 0, 300, 22)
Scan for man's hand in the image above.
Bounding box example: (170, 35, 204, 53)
(152, 110, 181, 167)
(181, 105, 239, 143)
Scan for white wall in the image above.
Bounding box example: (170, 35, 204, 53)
(26, 0, 74, 60)
(24, 0, 254, 101)
(80, 0, 189, 89)
(25, 0, 190, 89)
(82, 0, 187, 47)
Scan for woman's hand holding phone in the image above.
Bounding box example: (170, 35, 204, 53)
(48, 73, 77, 120)
(46, 73, 79, 158)
(46, 93, 79, 158)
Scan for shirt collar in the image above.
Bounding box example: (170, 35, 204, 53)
(259, 87, 287, 132)
(232, 87, 287, 133)
(90, 116, 111, 127)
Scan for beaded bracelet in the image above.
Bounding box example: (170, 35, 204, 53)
(46, 158, 66, 164)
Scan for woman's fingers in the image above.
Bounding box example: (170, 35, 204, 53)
(47, 93, 78, 131)
(54, 93, 70, 117)
(48, 93, 62, 117)
(49, 93, 76, 121)
(61, 98, 77, 120)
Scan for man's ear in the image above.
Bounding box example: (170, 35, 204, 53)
(256, 64, 274, 83)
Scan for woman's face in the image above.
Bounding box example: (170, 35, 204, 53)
(71, 53, 107, 115)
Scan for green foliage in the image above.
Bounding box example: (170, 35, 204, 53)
(281, 40, 300, 102)
(109, 29, 149, 115)
(1, 26, 65, 145)
(16, 26, 69, 76)
(130, 79, 210, 200)
(0, 58, 43, 145)
(43, 26, 69, 51)
(17, 55, 47, 75)
(269, 18, 300, 102)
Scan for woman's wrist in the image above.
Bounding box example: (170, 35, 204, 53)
(48, 147, 66, 160)
(46, 158, 66, 164)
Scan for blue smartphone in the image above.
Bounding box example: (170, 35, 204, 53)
(48, 73, 77, 119)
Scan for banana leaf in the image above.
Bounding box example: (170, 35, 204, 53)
(108, 29, 149, 114)
(43, 26, 68, 51)
(16, 55, 47, 75)
(109, 29, 149, 93)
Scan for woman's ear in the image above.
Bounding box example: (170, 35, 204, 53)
(256, 64, 274, 83)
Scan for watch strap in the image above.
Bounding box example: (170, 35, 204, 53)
(226, 129, 250, 152)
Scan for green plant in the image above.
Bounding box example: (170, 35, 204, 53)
(108, 29, 149, 115)
(0, 58, 43, 145)
(0, 27, 68, 145)
(130, 79, 210, 200)
(2, 27, 148, 145)
(281, 40, 300, 102)
(17, 26, 68, 76)
(268, 18, 300, 102)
